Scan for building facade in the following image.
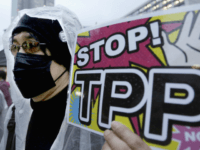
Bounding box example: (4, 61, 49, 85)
(17, 0, 54, 10)
(124, 0, 200, 17)
(12, 0, 54, 21)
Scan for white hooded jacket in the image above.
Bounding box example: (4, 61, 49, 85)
(0, 6, 104, 150)
(0, 90, 8, 142)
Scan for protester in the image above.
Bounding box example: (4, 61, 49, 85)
(0, 90, 8, 143)
(0, 6, 151, 150)
(0, 70, 12, 107)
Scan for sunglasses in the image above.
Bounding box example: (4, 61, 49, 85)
(10, 40, 46, 54)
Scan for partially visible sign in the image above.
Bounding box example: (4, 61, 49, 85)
(68, 5, 200, 149)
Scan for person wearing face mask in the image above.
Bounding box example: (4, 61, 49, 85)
(0, 70, 9, 143)
(0, 70, 12, 107)
(0, 6, 151, 150)
(11, 15, 73, 150)
(0, 71, 8, 143)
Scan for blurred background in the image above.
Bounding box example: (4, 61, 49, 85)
(0, 0, 199, 67)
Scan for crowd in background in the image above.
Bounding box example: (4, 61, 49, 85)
(0, 56, 13, 142)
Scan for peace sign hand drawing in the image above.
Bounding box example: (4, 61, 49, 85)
(162, 11, 200, 66)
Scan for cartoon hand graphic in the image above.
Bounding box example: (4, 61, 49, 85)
(162, 12, 200, 66)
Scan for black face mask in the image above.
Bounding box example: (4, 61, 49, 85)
(13, 53, 66, 98)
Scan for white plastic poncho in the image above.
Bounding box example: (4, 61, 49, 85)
(0, 90, 8, 143)
(0, 5, 105, 150)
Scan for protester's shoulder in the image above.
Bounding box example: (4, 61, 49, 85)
(5, 82, 10, 87)
(6, 103, 14, 113)
(3, 104, 14, 120)
(0, 90, 3, 96)
(0, 91, 6, 108)
(0, 81, 9, 89)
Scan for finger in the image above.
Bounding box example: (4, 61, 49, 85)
(111, 121, 151, 150)
(101, 142, 112, 150)
(104, 130, 131, 150)
(161, 31, 186, 65)
(162, 31, 175, 54)
(190, 11, 200, 40)
(178, 12, 193, 40)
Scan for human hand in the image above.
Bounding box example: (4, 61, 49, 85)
(102, 121, 151, 150)
(162, 12, 200, 66)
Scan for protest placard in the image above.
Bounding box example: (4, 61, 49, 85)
(68, 4, 200, 149)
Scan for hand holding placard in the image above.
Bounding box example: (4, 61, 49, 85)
(102, 121, 151, 150)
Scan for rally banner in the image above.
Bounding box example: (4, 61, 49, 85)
(68, 4, 200, 149)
